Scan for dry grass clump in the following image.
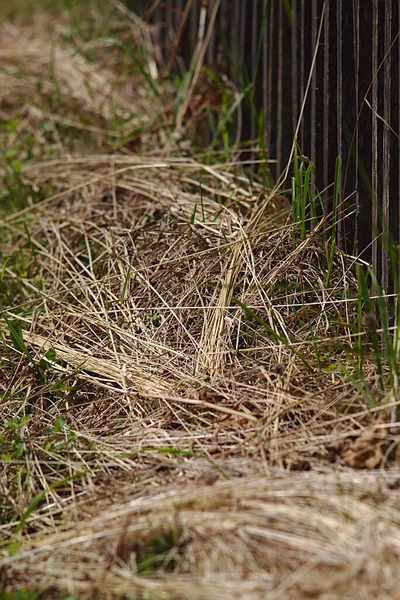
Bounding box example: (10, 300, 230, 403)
(3, 472, 400, 599)
(1, 3, 400, 599)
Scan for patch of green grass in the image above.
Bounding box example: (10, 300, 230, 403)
(0, 0, 84, 19)
(290, 142, 329, 244)
(0, 590, 41, 600)
(14, 470, 86, 536)
(0, 590, 77, 600)
(0, 157, 53, 216)
(232, 296, 313, 371)
(136, 527, 185, 574)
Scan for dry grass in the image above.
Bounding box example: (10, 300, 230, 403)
(1, 3, 400, 599)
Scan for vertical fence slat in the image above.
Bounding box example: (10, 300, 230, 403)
(266, 1, 274, 165)
(382, 1, 393, 291)
(250, 0, 258, 148)
(262, 3, 269, 157)
(353, 0, 360, 257)
(291, 0, 298, 137)
(357, 0, 373, 265)
(310, 0, 317, 168)
(397, 0, 400, 286)
(336, 0, 344, 248)
(230, 0, 240, 66)
(371, 0, 379, 281)
(322, 1, 330, 217)
(299, 0, 305, 150)
(277, 0, 284, 175)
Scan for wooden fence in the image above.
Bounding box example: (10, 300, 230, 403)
(134, 1, 400, 291)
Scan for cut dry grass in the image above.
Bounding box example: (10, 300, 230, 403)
(1, 3, 400, 599)
(3, 471, 400, 599)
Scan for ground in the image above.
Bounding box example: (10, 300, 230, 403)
(1, 2, 400, 599)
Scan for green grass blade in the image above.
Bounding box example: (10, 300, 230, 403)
(232, 296, 313, 371)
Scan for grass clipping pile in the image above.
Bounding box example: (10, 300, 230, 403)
(1, 5, 400, 600)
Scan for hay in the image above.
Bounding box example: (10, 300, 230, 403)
(1, 4, 400, 599)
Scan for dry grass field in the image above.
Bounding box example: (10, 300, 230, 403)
(1, 2, 400, 599)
